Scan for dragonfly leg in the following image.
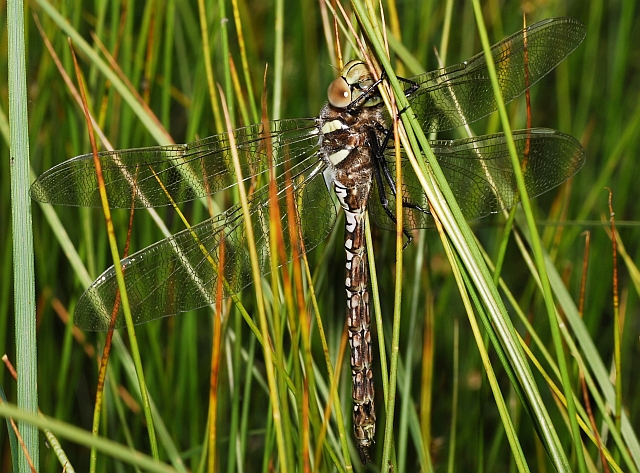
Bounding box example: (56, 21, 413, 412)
(368, 128, 424, 248)
(388, 75, 420, 115)
(370, 126, 431, 248)
(346, 69, 417, 112)
(397, 75, 419, 98)
(375, 122, 428, 216)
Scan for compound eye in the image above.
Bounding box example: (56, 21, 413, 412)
(327, 76, 351, 108)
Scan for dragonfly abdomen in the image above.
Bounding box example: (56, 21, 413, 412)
(334, 181, 376, 462)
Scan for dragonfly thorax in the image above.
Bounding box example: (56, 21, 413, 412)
(318, 99, 385, 189)
(320, 60, 389, 185)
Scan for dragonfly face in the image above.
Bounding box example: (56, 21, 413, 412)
(326, 60, 383, 109)
(31, 17, 587, 464)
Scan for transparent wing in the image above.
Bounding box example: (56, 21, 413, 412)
(368, 129, 585, 230)
(406, 17, 586, 132)
(30, 118, 319, 208)
(74, 158, 335, 331)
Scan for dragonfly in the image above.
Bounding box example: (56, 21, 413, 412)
(32, 17, 586, 462)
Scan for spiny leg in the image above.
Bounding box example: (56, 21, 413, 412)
(368, 126, 430, 248)
(347, 70, 419, 112)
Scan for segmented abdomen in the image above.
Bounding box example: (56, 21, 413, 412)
(334, 181, 376, 462)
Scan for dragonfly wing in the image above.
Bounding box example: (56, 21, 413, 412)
(407, 18, 586, 133)
(30, 118, 319, 208)
(368, 129, 585, 230)
(74, 158, 335, 331)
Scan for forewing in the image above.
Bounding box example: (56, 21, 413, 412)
(31, 118, 319, 208)
(368, 129, 585, 230)
(74, 158, 335, 331)
(407, 18, 586, 132)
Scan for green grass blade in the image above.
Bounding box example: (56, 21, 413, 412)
(469, 5, 583, 471)
(451, 242, 531, 473)
(219, 88, 290, 471)
(0, 402, 177, 473)
(7, 0, 39, 470)
(14, 1, 640, 470)
(535, 230, 640, 469)
(35, 0, 173, 146)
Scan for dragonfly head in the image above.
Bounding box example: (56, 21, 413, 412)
(327, 60, 382, 109)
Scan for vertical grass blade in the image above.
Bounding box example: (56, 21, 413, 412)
(69, 43, 160, 463)
(352, 1, 590, 470)
(469, 5, 584, 471)
(218, 86, 289, 471)
(7, 0, 39, 470)
(16, 1, 640, 470)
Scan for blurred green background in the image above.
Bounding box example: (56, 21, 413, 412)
(1, 0, 639, 471)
